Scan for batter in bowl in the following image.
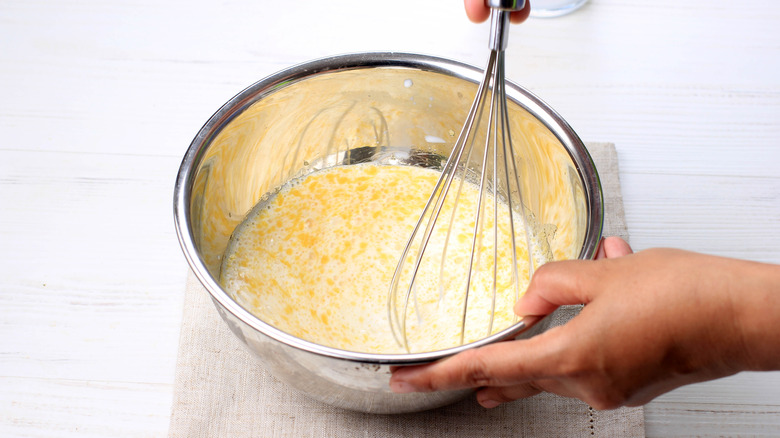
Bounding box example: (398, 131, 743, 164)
(219, 162, 549, 353)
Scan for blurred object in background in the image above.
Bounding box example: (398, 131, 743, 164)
(530, 0, 588, 17)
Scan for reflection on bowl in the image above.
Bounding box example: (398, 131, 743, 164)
(174, 52, 603, 413)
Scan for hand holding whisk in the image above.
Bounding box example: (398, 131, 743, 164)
(388, 0, 540, 353)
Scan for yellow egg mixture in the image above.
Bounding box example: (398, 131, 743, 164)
(219, 163, 546, 354)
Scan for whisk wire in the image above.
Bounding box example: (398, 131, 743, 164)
(387, 51, 499, 351)
(458, 53, 501, 346)
(389, 6, 533, 353)
(488, 55, 502, 339)
(496, 50, 536, 320)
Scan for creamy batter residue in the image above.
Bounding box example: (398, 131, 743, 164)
(220, 163, 547, 353)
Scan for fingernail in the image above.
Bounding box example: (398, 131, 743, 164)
(389, 381, 419, 394)
(480, 399, 501, 409)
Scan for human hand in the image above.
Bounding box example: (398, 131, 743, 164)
(465, 0, 532, 24)
(390, 237, 780, 409)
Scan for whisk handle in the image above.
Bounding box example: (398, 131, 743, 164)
(487, 0, 526, 11)
(487, 0, 524, 51)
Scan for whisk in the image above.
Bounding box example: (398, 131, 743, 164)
(388, 0, 536, 353)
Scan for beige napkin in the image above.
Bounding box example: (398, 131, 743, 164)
(169, 142, 643, 437)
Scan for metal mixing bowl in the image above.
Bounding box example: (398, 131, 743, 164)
(173, 52, 603, 414)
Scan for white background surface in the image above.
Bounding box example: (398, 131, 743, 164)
(1, 0, 779, 436)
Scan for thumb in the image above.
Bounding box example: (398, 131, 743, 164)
(514, 259, 602, 317)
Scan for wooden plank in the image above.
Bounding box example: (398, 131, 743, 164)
(646, 401, 780, 437)
(0, 150, 186, 385)
(654, 372, 780, 405)
(619, 172, 780, 261)
(0, 376, 171, 438)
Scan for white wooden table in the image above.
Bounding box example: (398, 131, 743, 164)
(1, 0, 779, 436)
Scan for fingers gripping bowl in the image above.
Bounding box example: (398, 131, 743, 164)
(173, 53, 603, 414)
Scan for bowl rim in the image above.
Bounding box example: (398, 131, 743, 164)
(173, 51, 604, 365)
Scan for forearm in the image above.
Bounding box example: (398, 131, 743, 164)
(730, 258, 780, 372)
(643, 251, 780, 382)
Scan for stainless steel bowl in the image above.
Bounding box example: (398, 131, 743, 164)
(173, 52, 603, 414)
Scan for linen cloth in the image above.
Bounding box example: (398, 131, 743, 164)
(169, 142, 643, 437)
